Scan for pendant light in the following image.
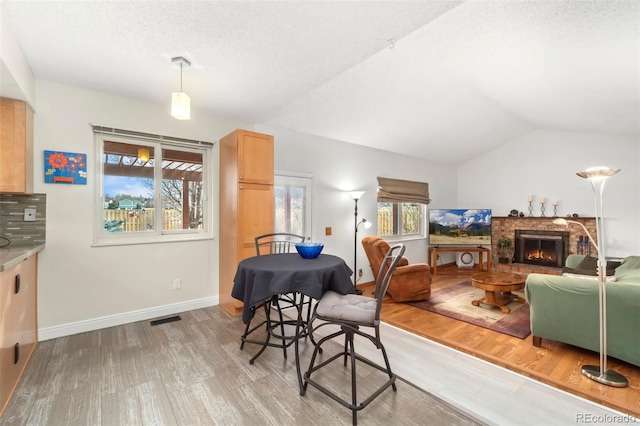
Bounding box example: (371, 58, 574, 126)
(171, 56, 191, 120)
(137, 148, 150, 162)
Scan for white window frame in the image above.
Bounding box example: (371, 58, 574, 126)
(93, 130, 214, 247)
(274, 171, 313, 240)
(377, 202, 427, 242)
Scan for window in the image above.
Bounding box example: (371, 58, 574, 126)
(377, 202, 425, 239)
(376, 176, 430, 240)
(94, 128, 213, 245)
(274, 173, 312, 238)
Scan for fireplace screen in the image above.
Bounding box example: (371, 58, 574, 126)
(514, 230, 569, 268)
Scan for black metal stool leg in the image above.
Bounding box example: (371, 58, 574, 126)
(379, 342, 397, 392)
(274, 299, 288, 360)
(240, 320, 251, 350)
(248, 303, 272, 364)
(347, 330, 358, 426)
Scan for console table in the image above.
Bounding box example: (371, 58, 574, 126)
(429, 247, 491, 275)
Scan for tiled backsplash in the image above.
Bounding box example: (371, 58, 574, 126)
(0, 193, 46, 246)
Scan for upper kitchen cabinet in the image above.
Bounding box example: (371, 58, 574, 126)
(0, 98, 34, 194)
(232, 130, 274, 185)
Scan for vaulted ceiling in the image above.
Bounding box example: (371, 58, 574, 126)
(1, 1, 638, 165)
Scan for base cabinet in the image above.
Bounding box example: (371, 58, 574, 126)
(0, 254, 38, 417)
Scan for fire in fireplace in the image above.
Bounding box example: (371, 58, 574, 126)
(514, 230, 569, 268)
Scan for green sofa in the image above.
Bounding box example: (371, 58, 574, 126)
(525, 254, 640, 367)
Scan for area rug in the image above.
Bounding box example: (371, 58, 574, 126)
(406, 281, 531, 339)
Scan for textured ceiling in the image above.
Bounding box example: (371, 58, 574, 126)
(1, 1, 638, 165)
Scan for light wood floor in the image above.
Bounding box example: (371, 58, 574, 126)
(367, 271, 640, 419)
(0, 305, 480, 425)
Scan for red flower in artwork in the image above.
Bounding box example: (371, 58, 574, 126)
(48, 152, 68, 170)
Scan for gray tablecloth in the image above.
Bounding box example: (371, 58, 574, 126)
(232, 253, 354, 324)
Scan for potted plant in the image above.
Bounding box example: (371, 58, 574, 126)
(497, 237, 513, 264)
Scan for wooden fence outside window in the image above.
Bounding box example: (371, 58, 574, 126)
(103, 208, 183, 232)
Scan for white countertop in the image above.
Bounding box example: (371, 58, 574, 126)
(0, 244, 45, 271)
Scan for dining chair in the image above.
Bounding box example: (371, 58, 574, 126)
(302, 243, 405, 425)
(240, 232, 306, 363)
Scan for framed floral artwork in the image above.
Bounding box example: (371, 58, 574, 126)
(44, 150, 87, 185)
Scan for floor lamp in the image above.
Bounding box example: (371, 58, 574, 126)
(557, 166, 627, 388)
(349, 191, 372, 295)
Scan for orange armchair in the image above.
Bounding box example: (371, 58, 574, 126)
(362, 236, 431, 302)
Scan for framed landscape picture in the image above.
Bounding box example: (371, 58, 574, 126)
(44, 150, 87, 185)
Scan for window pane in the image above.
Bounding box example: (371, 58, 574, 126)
(102, 141, 155, 233)
(402, 203, 421, 235)
(275, 184, 305, 235)
(162, 148, 204, 230)
(377, 202, 393, 236)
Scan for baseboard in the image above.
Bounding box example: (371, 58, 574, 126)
(38, 296, 218, 341)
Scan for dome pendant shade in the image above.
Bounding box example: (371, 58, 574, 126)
(171, 92, 191, 120)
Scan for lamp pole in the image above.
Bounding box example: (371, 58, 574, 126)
(349, 191, 366, 294)
(576, 167, 627, 387)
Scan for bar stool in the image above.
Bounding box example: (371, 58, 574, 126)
(302, 244, 405, 425)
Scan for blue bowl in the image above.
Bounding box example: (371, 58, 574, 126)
(295, 243, 324, 259)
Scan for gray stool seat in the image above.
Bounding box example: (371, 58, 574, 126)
(315, 291, 376, 325)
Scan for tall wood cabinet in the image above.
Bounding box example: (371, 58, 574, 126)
(219, 130, 274, 315)
(0, 98, 34, 194)
(0, 254, 38, 416)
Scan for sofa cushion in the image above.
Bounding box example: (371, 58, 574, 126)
(615, 255, 640, 280)
(562, 255, 621, 276)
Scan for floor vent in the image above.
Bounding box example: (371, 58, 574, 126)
(150, 315, 182, 326)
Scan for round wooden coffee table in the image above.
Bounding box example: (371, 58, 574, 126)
(470, 272, 526, 313)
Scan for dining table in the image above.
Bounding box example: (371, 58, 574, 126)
(231, 252, 354, 394)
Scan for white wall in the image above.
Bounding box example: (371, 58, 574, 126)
(34, 80, 248, 337)
(457, 129, 640, 257)
(255, 124, 458, 283)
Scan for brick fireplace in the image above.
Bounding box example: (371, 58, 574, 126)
(491, 216, 597, 273)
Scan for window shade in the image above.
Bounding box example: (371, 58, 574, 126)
(377, 177, 430, 204)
